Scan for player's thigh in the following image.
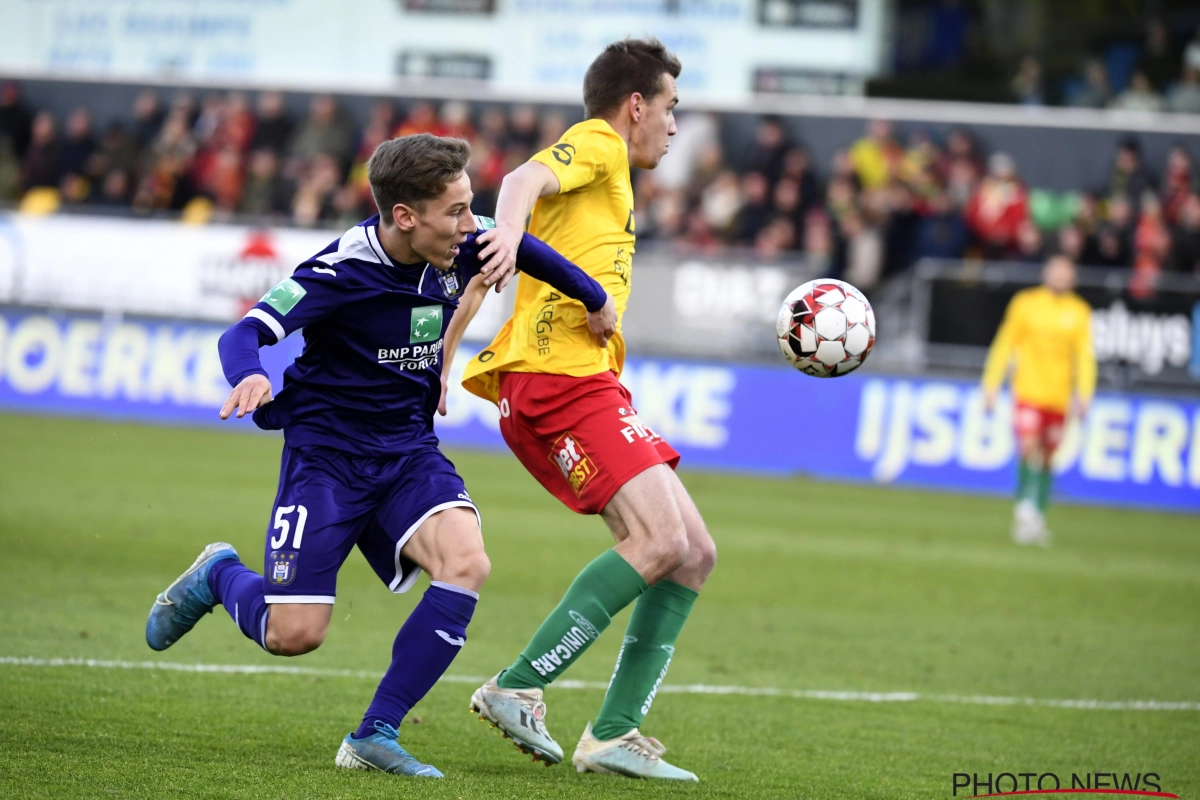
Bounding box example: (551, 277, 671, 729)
(601, 463, 687, 548)
(400, 506, 490, 592)
(262, 446, 375, 606)
(358, 447, 482, 594)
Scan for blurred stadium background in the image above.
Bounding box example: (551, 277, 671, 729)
(1, 2, 1199, 797)
(1, 0, 1198, 509)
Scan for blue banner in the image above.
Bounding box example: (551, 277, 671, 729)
(2, 306, 1198, 512)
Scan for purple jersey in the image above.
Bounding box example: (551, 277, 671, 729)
(218, 214, 605, 457)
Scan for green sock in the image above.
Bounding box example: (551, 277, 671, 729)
(497, 550, 648, 690)
(1017, 460, 1043, 506)
(1036, 467, 1053, 514)
(591, 580, 698, 741)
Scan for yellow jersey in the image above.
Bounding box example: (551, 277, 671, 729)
(982, 285, 1096, 413)
(462, 119, 634, 403)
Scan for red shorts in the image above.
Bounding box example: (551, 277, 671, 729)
(1014, 403, 1066, 453)
(497, 371, 680, 515)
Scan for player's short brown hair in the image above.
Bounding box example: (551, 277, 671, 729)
(368, 134, 470, 224)
(583, 37, 681, 120)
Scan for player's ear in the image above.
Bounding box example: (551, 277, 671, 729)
(629, 92, 643, 123)
(393, 203, 416, 232)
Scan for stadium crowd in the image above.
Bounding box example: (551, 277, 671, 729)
(1, 81, 1198, 296)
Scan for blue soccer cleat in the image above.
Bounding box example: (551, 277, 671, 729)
(145, 542, 239, 651)
(335, 721, 444, 777)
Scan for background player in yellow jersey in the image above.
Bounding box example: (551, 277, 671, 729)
(443, 38, 715, 781)
(983, 255, 1097, 546)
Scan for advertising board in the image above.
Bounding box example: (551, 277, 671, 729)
(2, 305, 1196, 513)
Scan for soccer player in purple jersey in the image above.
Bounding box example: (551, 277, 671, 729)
(144, 134, 616, 778)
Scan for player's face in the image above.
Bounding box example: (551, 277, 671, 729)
(630, 74, 678, 170)
(1043, 257, 1076, 294)
(411, 172, 476, 269)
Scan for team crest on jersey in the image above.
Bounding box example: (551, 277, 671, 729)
(438, 267, 463, 298)
(548, 431, 597, 497)
(268, 551, 297, 586)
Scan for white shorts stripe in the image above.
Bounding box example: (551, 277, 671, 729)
(263, 595, 335, 604)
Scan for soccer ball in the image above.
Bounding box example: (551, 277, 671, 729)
(776, 279, 875, 377)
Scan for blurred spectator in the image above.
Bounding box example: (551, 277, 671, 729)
(655, 112, 719, 193)
(849, 119, 902, 190)
(507, 105, 540, 152)
(1170, 193, 1200, 274)
(20, 111, 61, 189)
(395, 101, 439, 138)
(1011, 55, 1045, 106)
(1, 82, 33, 159)
(441, 101, 478, 142)
(1083, 223, 1131, 268)
(1055, 223, 1085, 262)
(1163, 143, 1194, 224)
(1109, 70, 1166, 112)
(802, 210, 834, 273)
(1138, 20, 1178, 93)
(58, 108, 95, 202)
(1184, 25, 1200, 74)
(0, 135, 20, 200)
(1069, 60, 1111, 109)
(733, 172, 772, 244)
(95, 169, 132, 207)
(747, 116, 790, 185)
(251, 91, 293, 154)
(537, 110, 568, 150)
(779, 146, 819, 215)
(291, 153, 342, 226)
(939, 128, 983, 208)
(1014, 218, 1044, 262)
(1106, 138, 1157, 209)
(914, 191, 968, 260)
(130, 90, 164, 146)
(290, 95, 355, 168)
(86, 123, 139, 186)
(1129, 191, 1168, 297)
(839, 210, 884, 291)
(963, 152, 1029, 258)
(239, 149, 291, 217)
(754, 216, 796, 259)
(1168, 67, 1200, 113)
(699, 169, 743, 235)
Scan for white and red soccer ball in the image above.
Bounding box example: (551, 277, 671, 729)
(776, 279, 876, 377)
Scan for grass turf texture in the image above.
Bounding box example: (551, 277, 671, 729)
(0, 412, 1197, 799)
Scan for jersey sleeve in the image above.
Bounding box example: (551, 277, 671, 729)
(982, 292, 1023, 393)
(530, 127, 624, 194)
(242, 262, 350, 344)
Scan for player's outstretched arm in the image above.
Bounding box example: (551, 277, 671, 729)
(216, 318, 276, 420)
(512, 233, 616, 347)
(982, 295, 1021, 411)
(476, 161, 561, 292)
(438, 274, 490, 416)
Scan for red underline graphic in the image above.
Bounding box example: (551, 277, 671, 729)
(969, 791, 1179, 799)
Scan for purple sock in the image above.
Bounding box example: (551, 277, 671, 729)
(354, 581, 478, 739)
(207, 558, 270, 651)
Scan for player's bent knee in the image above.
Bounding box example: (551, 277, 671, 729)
(265, 625, 326, 657)
(648, 524, 690, 575)
(442, 548, 491, 590)
(689, 534, 718, 578)
(264, 606, 330, 656)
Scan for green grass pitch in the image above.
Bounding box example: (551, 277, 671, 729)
(1, 411, 1198, 799)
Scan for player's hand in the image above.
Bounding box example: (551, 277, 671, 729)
(983, 388, 998, 413)
(1074, 396, 1090, 420)
(476, 225, 522, 293)
(437, 374, 449, 417)
(587, 294, 617, 348)
(220, 374, 273, 420)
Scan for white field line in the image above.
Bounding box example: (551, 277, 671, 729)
(3, 656, 1198, 712)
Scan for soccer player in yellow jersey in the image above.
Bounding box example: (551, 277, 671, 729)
(443, 39, 714, 781)
(983, 255, 1097, 545)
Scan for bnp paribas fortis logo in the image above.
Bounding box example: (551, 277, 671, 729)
(410, 306, 443, 343)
